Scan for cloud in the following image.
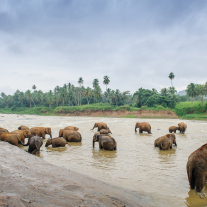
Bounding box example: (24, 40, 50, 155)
(0, 0, 207, 95)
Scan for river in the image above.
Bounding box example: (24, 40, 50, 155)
(0, 114, 207, 207)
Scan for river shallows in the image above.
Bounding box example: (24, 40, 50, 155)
(1, 114, 207, 207)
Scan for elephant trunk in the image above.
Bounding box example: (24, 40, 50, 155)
(93, 141, 95, 148)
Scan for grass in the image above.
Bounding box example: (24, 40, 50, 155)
(120, 115, 136, 118)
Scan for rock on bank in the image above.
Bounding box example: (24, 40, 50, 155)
(0, 142, 150, 207)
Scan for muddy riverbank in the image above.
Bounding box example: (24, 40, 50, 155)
(57, 109, 178, 118)
(0, 141, 150, 207)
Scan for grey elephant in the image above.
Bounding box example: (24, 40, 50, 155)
(23, 135, 43, 154)
(93, 133, 117, 151)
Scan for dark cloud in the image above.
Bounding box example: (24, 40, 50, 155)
(0, 0, 207, 95)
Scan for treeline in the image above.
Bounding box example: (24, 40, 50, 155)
(0, 76, 206, 110)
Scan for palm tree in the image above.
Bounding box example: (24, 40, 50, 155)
(93, 86, 102, 106)
(68, 89, 75, 106)
(169, 72, 175, 87)
(186, 83, 197, 106)
(45, 91, 54, 107)
(25, 90, 33, 108)
(60, 88, 67, 106)
(196, 84, 206, 105)
(103, 76, 110, 91)
(168, 87, 177, 96)
(18, 92, 24, 107)
(122, 91, 130, 105)
(84, 87, 93, 105)
(93, 79, 99, 103)
(32, 85, 37, 91)
(160, 88, 169, 97)
(78, 77, 84, 105)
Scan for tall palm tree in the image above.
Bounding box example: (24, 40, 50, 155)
(93, 79, 99, 103)
(45, 91, 54, 107)
(78, 77, 84, 105)
(169, 72, 175, 87)
(68, 89, 75, 106)
(186, 83, 197, 106)
(103, 76, 110, 91)
(168, 87, 177, 96)
(32, 85, 37, 91)
(25, 90, 32, 108)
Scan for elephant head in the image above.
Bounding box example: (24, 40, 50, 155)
(166, 134, 177, 146)
(93, 133, 100, 148)
(24, 130, 31, 138)
(135, 122, 140, 132)
(59, 129, 64, 137)
(45, 139, 52, 147)
(45, 127, 52, 138)
(91, 123, 98, 130)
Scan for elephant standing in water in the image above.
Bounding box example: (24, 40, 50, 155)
(187, 143, 207, 192)
(0, 132, 24, 146)
(59, 129, 82, 142)
(135, 122, 151, 134)
(93, 133, 117, 151)
(64, 126, 79, 131)
(178, 122, 187, 134)
(154, 134, 177, 150)
(91, 122, 109, 132)
(18, 125, 30, 130)
(45, 137, 68, 148)
(168, 126, 179, 133)
(11, 130, 31, 143)
(23, 135, 43, 154)
(30, 127, 52, 139)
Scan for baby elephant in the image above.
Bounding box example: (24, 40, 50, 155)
(93, 133, 117, 151)
(23, 135, 43, 154)
(45, 137, 68, 148)
(154, 134, 177, 150)
(169, 126, 179, 133)
(100, 129, 112, 134)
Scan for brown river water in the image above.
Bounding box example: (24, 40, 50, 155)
(0, 114, 207, 207)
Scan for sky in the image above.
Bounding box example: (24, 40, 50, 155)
(0, 0, 207, 95)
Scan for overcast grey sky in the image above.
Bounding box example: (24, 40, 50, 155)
(0, 0, 207, 95)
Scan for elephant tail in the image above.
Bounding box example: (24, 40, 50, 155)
(187, 162, 195, 189)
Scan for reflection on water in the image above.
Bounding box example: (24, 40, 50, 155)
(1, 114, 207, 207)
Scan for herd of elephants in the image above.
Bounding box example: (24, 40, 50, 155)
(0, 120, 207, 196)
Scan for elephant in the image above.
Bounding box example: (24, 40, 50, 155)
(64, 126, 79, 131)
(178, 122, 187, 134)
(169, 126, 179, 133)
(186, 143, 207, 192)
(23, 135, 43, 154)
(18, 125, 30, 130)
(0, 132, 24, 146)
(100, 129, 112, 134)
(11, 130, 31, 143)
(45, 137, 68, 148)
(135, 122, 151, 134)
(0, 128, 9, 133)
(30, 127, 52, 139)
(154, 134, 177, 150)
(93, 133, 117, 151)
(59, 129, 82, 142)
(91, 122, 109, 131)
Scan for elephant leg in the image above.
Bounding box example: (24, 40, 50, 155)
(195, 175, 205, 192)
(31, 149, 39, 154)
(139, 129, 142, 133)
(42, 133, 46, 139)
(114, 146, 117, 150)
(99, 142, 103, 149)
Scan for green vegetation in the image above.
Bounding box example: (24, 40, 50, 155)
(1, 74, 207, 120)
(121, 115, 136, 118)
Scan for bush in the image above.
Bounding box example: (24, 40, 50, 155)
(157, 105, 165, 110)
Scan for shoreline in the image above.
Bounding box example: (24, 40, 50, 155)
(0, 142, 151, 207)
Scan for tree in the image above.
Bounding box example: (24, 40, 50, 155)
(122, 91, 130, 105)
(25, 90, 32, 108)
(32, 85, 37, 91)
(60, 88, 67, 106)
(34, 90, 44, 107)
(160, 88, 169, 97)
(186, 83, 197, 106)
(68, 89, 75, 106)
(78, 77, 84, 105)
(84, 87, 93, 105)
(168, 87, 177, 96)
(103, 76, 110, 91)
(169, 72, 175, 87)
(93, 86, 102, 106)
(92, 79, 99, 103)
(18, 92, 25, 107)
(45, 90, 54, 107)
(196, 84, 206, 105)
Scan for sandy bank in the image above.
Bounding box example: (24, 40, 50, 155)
(0, 142, 151, 207)
(57, 109, 178, 118)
